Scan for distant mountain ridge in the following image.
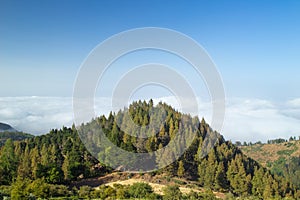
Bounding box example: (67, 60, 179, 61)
(0, 122, 17, 132)
(0, 122, 33, 146)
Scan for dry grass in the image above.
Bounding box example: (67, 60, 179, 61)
(103, 178, 202, 195)
(241, 140, 300, 167)
(83, 169, 230, 199)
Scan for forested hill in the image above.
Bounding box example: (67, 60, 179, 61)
(0, 100, 299, 199)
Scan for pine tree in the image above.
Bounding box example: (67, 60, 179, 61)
(40, 144, 50, 166)
(0, 139, 18, 184)
(17, 144, 31, 178)
(169, 118, 175, 139)
(149, 99, 153, 108)
(142, 115, 149, 126)
(204, 150, 217, 188)
(214, 162, 227, 191)
(252, 166, 265, 198)
(227, 155, 250, 195)
(163, 185, 182, 200)
(198, 159, 207, 186)
(272, 179, 280, 198)
(263, 173, 274, 199)
(30, 146, 40, 179)
(177, 160, 185, 177)
(62, 155, 71, 181)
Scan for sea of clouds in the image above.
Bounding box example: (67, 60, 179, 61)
(0, 96, 300, 142)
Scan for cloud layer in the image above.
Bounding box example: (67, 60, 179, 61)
(0, 96, 299, 142)
(223, 98, 300, 142)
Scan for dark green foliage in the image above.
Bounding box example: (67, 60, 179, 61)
(36, 163, 64, 184)
(197, 190, 218, 200)
(0, 131, 33, 146)
(163, 185, 182, 200)
(10, 176, 31, 199)
(78, 185, 93, 199)
(114, 183, 130, 199)
(0, 127, 104, 186)
(27, 178, 51, 198)
(0, 185, 11, 199)
(270, 157, 286, 176)
(146, 192, 163, 200)
(286, 157, 300, 189)
(127, 182, 153, 198)
(10, 177, 72, 199)
(271, 156, 300, 190)
(0, 139, 18, 185)
(267, 138, 287, 144)
(214, 162, 228, 191)
(94, 185, 116, 199)
(251, 167, 264, 198)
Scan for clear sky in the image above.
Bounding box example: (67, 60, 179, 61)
(1, 1, 300, 141)
(1, 0, 300, 99)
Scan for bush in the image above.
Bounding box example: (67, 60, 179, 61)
(173, 179, 186, 185)
(10, 177, 31, 199)
(48, 184, 71, 197)
(225, 192, 235, 200)
(0, 185, 11, 198)
(116, 187, 130, 199)
(78, 185, 93, 199)
(146, 192, 163, 199)
(95, 185, 116, 199)
(184, 191, 198, 200)
(163, 185, 182, 200)
(128, 182, 153, 198)
(197, 190, 218, 200)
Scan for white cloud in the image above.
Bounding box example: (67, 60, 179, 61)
(222, 98, 300, 142)
(0, 97, 74, 135)
(0, 96, 299, 142)
(286, 98, 300, 108)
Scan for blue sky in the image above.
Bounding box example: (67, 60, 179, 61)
(1, 1, 300, 141)
(1, 0, 300, 99)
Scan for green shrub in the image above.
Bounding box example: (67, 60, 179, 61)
(197, 190, 217, 200)
(173, 179, 186, 185)
(163, 185, 182, 200)
(95, 185, 116, 199)
(277, 149, 295, 156)
(128, 182, 153, 198)
(0, 185, 11, 198)
(78, 185, 93, 199)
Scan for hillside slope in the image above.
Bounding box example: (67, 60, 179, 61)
(241, 139, 300, 189)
